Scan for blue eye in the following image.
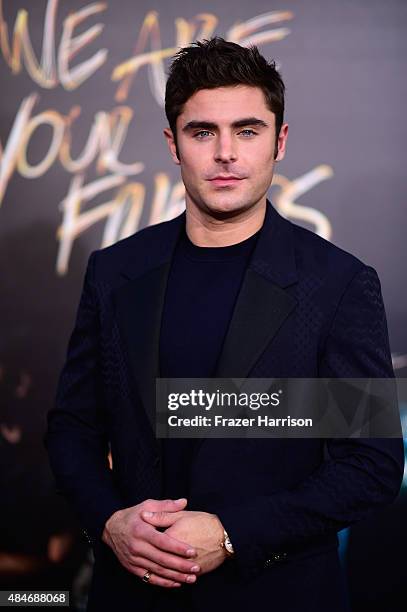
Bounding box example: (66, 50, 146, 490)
(240, 129, 257, 136)
(194, 131, 212, 139)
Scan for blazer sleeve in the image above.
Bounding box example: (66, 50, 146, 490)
(44, 252, 125, 544)
(216, 265, 405, 579)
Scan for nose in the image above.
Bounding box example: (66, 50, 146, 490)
(214, 133, 238, 163)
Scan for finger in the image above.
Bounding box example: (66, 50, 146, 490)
(132, 540, 200, 574)
(146, 526, 197, 558)
(131, 557, 198, 584)
(131, 519, 196, 558)
(133, 567, 181, 588)
(141, 510, 183, 527)
(142, 498, 187, 513)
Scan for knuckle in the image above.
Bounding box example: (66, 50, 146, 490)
(128, 542, 140, 556)
(157, 566, 181, 581)
(132, 523, 144, 538)
(156, 554, 184, 573)
(161, 532, 175, 547)
(130, 555, 142, 565)
(151, 532, 164, 548)
(153, 552, 167, 567)
(150, 574, 177, 588)
(170, 559, 185, 572)
(126, 563, 140, 576)
(127, 544, 135, 556)
(175, 544, 188, 556)
(152, 564, 169, 578)
(127, 509, 137, 523)
(178, 542, 188, 553)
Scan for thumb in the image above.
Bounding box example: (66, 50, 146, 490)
(141, 510, 184, 527)
(143, 498, 187, 513)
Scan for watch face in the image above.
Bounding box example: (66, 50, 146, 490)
(225, 537, 234, 554)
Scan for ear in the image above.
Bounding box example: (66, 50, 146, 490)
(274, 123, 289, 162)
(163, 127, 181, 165)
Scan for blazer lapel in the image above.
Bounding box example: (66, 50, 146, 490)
(113, 213, 185, 445)
(214, 270, 297, 379)
(215, 200, 298, 379)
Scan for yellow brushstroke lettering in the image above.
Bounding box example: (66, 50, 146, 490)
(58, 2, 108, 90)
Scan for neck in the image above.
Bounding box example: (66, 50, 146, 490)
(185, 197, 267, 247)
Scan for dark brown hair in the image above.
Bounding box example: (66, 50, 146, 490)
(165, 37, 285, 158)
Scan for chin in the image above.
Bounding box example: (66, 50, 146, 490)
(203, 197, 251, 217)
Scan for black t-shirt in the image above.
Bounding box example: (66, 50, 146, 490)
(159, 225, 260, 499)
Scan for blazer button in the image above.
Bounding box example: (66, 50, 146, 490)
(272, 552, 287, 562)
(264, 552, 288, 568)
(82, 529, 92, 545)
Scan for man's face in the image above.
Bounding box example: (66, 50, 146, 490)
(164, 85, 288, 218)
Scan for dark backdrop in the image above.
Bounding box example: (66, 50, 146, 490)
(0, 1, 406, 609)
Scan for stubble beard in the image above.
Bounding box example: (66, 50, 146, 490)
(185, 185, 260, 222)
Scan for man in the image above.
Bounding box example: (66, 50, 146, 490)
(45, 38, 404, 611)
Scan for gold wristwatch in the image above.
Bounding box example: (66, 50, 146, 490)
(220, 529, 235, 557)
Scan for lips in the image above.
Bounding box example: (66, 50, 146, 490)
(208, 176, 245, 186)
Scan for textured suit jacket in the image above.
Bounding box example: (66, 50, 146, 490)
(45, 200, 404, 611)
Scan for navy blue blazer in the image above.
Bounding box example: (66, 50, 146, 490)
(45, 201, 404, 611)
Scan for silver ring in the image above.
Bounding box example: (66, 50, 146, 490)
(142, 570, 152, 583)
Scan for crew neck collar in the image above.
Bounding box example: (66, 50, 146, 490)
(180, 226, 262, 262)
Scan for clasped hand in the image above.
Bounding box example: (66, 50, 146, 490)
(102, 498, 227, 588)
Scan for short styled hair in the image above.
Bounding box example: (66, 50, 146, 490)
(165, 37, 285, 158)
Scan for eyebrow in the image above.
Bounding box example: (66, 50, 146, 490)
(182, 117, 269, 132)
